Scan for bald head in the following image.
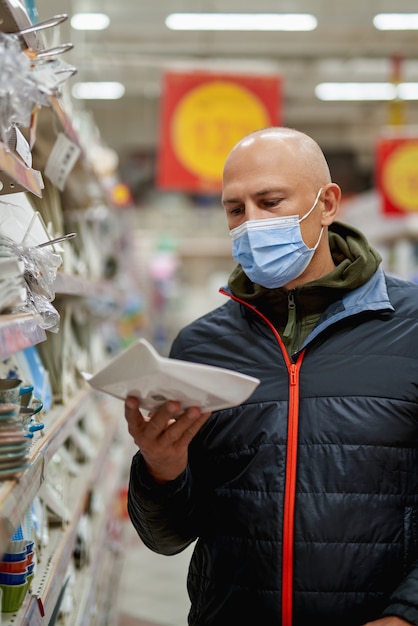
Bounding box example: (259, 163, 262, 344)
(223, 127, 332, 190)
(222, 126, 341, 287)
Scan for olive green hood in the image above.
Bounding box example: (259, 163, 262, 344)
(227, 221, 382, 354)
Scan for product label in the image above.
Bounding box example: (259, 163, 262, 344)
(15, 127, 33, 167)
(45, 132, 80, 191)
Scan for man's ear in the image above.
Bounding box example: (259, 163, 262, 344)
(321, 183, 341, 226)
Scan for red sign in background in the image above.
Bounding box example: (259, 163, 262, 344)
(376, 136, 418, 215)
(156, 70, 282, 193)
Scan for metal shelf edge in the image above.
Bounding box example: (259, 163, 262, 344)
(0, 144, 43, 198)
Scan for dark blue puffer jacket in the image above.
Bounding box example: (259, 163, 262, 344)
(128, 266, 418, 626)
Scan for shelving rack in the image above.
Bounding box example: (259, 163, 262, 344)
(0, 1, 131, 623)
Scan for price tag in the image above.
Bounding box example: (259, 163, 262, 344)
(15, 127, 33, 167)
(45, 133, 80, 191)
(23, 596, 45, 623)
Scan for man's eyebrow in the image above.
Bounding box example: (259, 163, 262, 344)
(222, 188, 286, 205)
(254, 188, 284, 197)
(222, 196, 240, 205)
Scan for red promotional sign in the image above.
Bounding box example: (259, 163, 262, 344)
(376, 136, 418, 215)
(156, 70, 282, 193)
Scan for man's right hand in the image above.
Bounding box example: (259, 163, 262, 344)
(124, 396, 211, 483)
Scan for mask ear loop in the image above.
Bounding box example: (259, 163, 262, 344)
(298, 187, 324, 250)
(298, 188, 323, 223)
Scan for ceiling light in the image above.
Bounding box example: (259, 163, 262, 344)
(316, 83, 395, 101)
(71, 13, 110, 31)
(165, 13, 317, 31)
(315, 83, 418, 101)
(399, 83, 418, 99)
(373, 13, 418, 30)
(72, 82, 125, 100)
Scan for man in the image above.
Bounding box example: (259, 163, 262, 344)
(125, 127, 418, 626)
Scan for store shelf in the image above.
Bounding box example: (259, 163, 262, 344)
(67, 444, 125, 626)
(0, 5, 130, 625)
(0, 143, 44, 198)
(3, 484, 87, 625)
(54, 273, 122, 301)
(1, 395, 122, 625)
(0, 389, 90, 552)
(0, 313, 47, 359)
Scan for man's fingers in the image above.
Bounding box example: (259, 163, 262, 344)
(125, 395, 140, 413)
(125, 396, 211, 447)
(125, 397, 179, 429)
(124, 398, 212, 482)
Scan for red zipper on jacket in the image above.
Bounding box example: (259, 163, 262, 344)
(219, 288, 305, 626)
(282, 358, 304, 626)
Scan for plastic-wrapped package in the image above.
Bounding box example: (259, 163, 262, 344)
(0, 234, 62, 332)
(0, 32, 50, 146)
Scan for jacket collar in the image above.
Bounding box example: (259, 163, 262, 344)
(301, 266, 394, 350)
(220, 266, 394, 353)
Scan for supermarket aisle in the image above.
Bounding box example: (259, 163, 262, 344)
(117, 521, 195, 626)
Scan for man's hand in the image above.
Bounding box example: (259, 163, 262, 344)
(124, 396, 211, 483)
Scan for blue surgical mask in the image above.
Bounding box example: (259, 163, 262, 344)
(230, 188, 323, 288)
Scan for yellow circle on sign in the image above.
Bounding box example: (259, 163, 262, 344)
(383, 142, 418, 211)
(172, 81, 270, 180)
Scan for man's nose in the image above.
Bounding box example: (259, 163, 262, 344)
(245, 203, 266, 221)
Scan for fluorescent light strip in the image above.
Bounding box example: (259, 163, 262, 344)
(316, 82, 418, 101)
(72, 82, 125, 100)
(400, 83, 418, 99)
(165, 13, 318, 31)
(373, 13, 418, 30)
(71, 13, 110, 31)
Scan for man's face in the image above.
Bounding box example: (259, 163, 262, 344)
(222, 137, 324, 250)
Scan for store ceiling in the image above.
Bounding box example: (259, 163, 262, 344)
(36, 0, 418, 187)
